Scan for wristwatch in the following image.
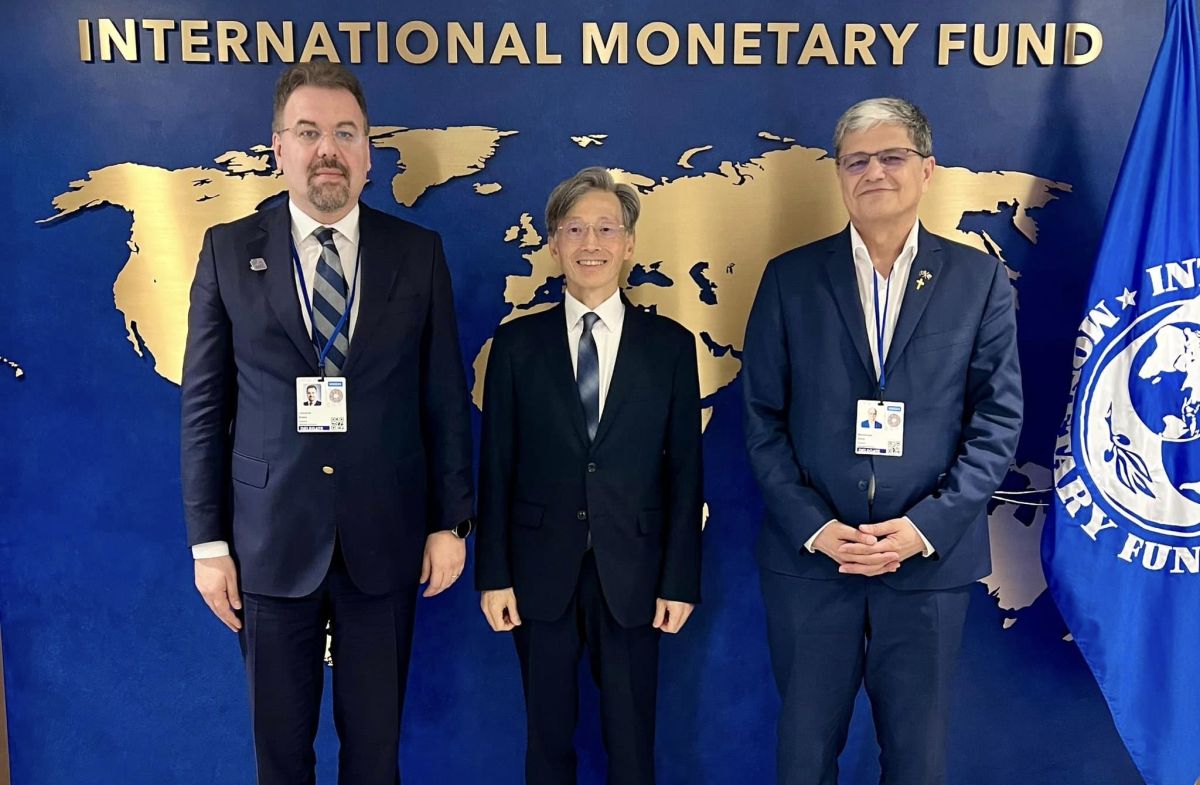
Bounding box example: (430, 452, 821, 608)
(449, 518, 474, 539)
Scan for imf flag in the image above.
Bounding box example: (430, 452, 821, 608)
(1044, 1, 1200, 784)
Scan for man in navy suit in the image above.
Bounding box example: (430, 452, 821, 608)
(742, 98, 1022, 785)
(476, 167, 703, 785)
(181, 62, 474, 785)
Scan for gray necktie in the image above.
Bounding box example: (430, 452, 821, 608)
(311, 227, 349, 376)
(577, 312, 600, 441)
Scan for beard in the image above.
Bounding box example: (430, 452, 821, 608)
(308, 181, 350, 213)
(307, 156, 351, 213)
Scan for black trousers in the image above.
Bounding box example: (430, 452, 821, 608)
(760, 570, 971, 785)
(239, 546, 417, 785)
(512, 550, 661, 785)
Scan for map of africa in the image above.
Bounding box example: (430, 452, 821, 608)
(44, 125, 1066, 623)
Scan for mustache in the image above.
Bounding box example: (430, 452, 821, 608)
(307, 156, 348, 179)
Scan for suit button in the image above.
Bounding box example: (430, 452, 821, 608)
(577, 510, 588, 521)
(322, 466, 335, 475)
(857, 480, 868, 491)
(587, 462, 597, 473)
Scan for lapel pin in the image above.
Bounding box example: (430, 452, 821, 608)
(915, 269, 932, 290)
(249, 257, 268, 272)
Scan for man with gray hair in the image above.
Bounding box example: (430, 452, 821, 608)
(476, 166, 703, 785)
(742, 98, 1022, 784)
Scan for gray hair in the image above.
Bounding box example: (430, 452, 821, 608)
(545, 167, 641, 235)
(833, 97, 932, 157)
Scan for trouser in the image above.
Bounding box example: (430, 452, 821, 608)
(239, 545, 417, 785)
(513, 550, 661, 785)
(760, 570, 971, 785)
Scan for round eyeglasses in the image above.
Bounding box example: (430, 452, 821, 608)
(555, 221, 628, 243)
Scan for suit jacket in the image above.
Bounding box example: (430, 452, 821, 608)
(475, 302, 703, 628)
(742, 226, 1022, 590)
(180, 199, 473, 598)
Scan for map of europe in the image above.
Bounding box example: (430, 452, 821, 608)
(44, 124, 1068, 625)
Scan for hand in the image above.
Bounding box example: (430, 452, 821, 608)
(812, 521, 899, 577)
(421, 531, 466, 598)
(652, 599, 695, 634)
(481, 588, 522, 631)
(853, 517, 926, 565)
(194, 555, 242, 632)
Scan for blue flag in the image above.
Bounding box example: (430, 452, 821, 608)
(1044, 2, 1200, 784)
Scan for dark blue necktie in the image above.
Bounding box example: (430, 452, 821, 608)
(311, 227, 349, 375)
(577, 312, 600, 441)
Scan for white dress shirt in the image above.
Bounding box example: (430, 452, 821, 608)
(851, 219, 919, 382)
(192, 201, 363, 560)
(563, 288, 625, 416)
(804, 220, 934, 558)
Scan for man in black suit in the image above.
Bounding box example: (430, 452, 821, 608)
(476, 167, 703, 785)
(181, 62, 474, 785)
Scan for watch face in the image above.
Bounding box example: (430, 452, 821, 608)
(453, 519, 474, 539)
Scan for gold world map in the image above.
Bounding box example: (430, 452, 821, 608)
(44, 125, 1065, 625)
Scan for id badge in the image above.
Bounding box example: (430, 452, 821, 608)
(855, 399, 903, 456)
(297, 377, 348, 433)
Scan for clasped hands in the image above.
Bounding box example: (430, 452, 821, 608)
(812, 517, 925, 576)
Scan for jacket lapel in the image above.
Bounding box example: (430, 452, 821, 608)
(591, 301, 639, 448)
(823, 229, 875, 383)
(884, 227, 945, 379)
(254, 202, 318, 372)
(340, 205, 401, 377)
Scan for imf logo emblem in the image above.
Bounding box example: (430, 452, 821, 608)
(1055, 260, 1200, 573)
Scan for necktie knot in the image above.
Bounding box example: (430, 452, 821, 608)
(314, 227, 337, 248)
(581, 312, 600, 334)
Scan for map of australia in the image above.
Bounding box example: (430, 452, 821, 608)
(44, 128, 1065, 623)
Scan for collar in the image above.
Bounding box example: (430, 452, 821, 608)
(288, 199, 361, 247)
(564, 288, 624, 331)
(849, 219, 920, 276)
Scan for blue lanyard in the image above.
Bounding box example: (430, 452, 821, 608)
(290, 239, 361, 377)
(872, 270, 892, 395)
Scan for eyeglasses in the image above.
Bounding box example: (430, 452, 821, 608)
(278, 124, 364, 147)
(555, 220, 627, 243)
(836, 147, 926, 175)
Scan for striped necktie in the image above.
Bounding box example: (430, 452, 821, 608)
(311, 227, 349, 376)
(577, 312, 600, 441)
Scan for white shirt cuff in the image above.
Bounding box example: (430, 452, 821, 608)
(906, 518, 936, 557)
(192, 540, 230, 559)
(804, 520, 837, 553)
